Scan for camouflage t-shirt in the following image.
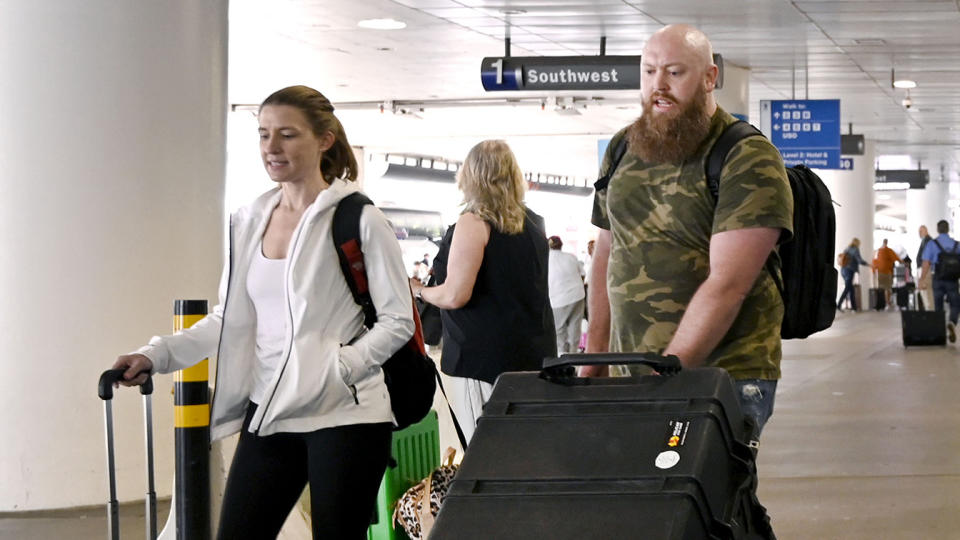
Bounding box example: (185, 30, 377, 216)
(592, 107, 793, 380)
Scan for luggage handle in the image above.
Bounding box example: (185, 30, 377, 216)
(98, 368, 153, 400)
(98, 367, 157, 540)
(540, 353, 681, 385)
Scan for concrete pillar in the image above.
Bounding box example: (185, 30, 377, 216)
(715, 63, 750, 121)
(0, 0, 228, 511)
(817, 141, 877, 309)
(907, 182, 950, 258)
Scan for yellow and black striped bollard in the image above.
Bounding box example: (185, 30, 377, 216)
(173, 300, 210, 540)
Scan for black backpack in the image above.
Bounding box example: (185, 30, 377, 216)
(597, 121, 837, 340)
(932, 239, 960, 281)
(331, 192, 436, 430)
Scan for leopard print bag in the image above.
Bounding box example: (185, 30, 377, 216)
(393, 447, 459, 539)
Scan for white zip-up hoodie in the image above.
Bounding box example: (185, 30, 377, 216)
(136, 180, 415, 440)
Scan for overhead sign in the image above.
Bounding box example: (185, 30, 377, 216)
(840, 158, 854, 170)
(875, 169, 929, 189)
(841, 134, 864, 155)
(481, 54, 724, 92)
(760, 99, 841, 169)
(481, 56, 641, 91)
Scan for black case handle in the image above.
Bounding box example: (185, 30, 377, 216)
(98, 368, 153, 400)
(539, 353, 681, 384)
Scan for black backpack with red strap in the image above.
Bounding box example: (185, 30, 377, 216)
(331, 192, 436, 430)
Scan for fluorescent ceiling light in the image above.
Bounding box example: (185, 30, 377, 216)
(357, 18, 407, 30)
(893, 79, 917, 89)
(874, 182, 911, 191)
(876, 194, 892, 200)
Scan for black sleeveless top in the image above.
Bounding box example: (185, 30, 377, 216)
(438, 208, 556, 384)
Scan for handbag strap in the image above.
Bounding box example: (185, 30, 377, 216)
(419, 471, 436, 536)
(419, 447, 457, 536)
(435, 368, 468, 451)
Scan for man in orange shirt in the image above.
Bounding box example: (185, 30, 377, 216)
(874, 238, 902, 310)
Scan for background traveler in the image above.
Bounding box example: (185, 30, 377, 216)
(583, 24, 793, 437)
(110, 85, 413, 539)
(873, 238, 902, 311)
(837, 237, 870, 311)
(917, 225, 934, 310)
(410, 140, 556, 443)
(547, 235, 586, 353)
(920, 219, 960, 343)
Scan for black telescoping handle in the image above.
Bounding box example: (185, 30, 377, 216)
(98, 368, 153, 400)
(540, 353, 682, 384)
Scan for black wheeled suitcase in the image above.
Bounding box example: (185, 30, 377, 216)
(895, 286, 909, 309)
(869, 288, 885, 310)
(430, 354, 774, 540)
(98, 369, 158, 540)
(902, 308, 947, 347)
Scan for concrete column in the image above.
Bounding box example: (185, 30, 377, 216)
(906, 182, 950, 257)
(715, 63, 750, 121)
(0, 0, 228, 511)
(816, 141, 877, 309)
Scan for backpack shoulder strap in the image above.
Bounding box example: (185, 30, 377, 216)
(594, 130, 629, 192)
(705, 120, 764, 200)
(332, 191, 377, 328)
(932, 238, 945, 253)
(705, 120, 783, 295)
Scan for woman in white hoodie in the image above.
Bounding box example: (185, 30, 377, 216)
(111, 85, 414, 539)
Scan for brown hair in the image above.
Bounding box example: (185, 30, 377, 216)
(457, 140, 526, 234)
(260, 85, 358, 182)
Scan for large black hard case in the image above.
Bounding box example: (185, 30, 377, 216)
(430, 354, 772, 540)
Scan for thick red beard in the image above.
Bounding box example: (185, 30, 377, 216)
(626, 86, 712, 165)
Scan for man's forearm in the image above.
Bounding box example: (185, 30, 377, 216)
(585, 231, 612, 354)
(920, 261, 931, 285)
(581, 231, 612, 377)
(663, 277, 748, 368)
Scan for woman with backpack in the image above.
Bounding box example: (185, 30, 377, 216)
(837, 237, 870, 311)
(109, 85, 413, 539)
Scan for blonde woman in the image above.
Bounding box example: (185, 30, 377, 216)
(837, 237, 869, 311)
(410, 140, 555, 443)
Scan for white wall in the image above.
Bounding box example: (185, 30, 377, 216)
(0, 0, 228, 510)
(818, 141, 876, 302)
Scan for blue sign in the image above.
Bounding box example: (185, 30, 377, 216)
(598, 139, 611, 169)
(761, 99, 841, 169)
(840, 158, 853, 170)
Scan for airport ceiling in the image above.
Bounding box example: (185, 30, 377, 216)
(230, 0, 960, 188)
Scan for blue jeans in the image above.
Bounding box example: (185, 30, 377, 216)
(735, 379, 778, 439)
(837, 268, 857, 310)
(932, 279, 960, 324)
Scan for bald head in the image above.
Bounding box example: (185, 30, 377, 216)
(644, 25, 714, 69)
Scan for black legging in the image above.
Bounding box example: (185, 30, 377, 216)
(217, 403, 392, 539)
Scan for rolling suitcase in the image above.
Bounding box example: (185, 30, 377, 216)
(869, 288, 885, 311)
(894, 286, 909, 309)
(902, 307, 947, 347)
(430, 354, 774, 540)
(98, 368, 158, 540)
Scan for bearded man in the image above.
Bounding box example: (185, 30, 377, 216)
(583, 24, 793, 438)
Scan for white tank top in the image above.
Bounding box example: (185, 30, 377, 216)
(246, 241, 288, 404)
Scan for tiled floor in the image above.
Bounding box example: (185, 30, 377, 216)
(2, 309, 957, 539)
(757, 309, 960, 539)
(0, 499, 171, 540)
